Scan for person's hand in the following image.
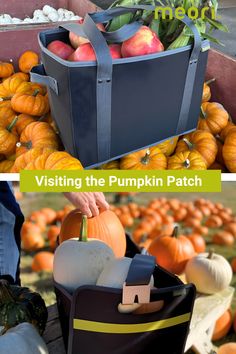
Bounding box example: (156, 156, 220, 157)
(63, 192, 109, 218)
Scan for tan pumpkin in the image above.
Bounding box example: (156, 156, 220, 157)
(198, 102, 229, 135)
(0, 76, 31, 99)
(25, 151, 83, 170)
(120, 147, 167, 170)
(11, 91, 50, 116)
(167, 150, 207, 170)
(16, 121, 60, 156)
(175, 130, 217, 167)
(0, 62, 14, 78)
(156, 136, 179, 156)
(18, 51, 39, 73)
(223, 130, 236, 172)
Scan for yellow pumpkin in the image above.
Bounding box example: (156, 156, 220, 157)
(120, 147, 167, 170)
(167, 151, 207, 170)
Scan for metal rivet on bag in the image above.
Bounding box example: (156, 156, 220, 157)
(98, 79, 103, 83)
(106, 79, 111, 83)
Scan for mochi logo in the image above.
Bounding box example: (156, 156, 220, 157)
(154, 6, 219, 21)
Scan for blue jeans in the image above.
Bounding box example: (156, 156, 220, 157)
(0, 182, 24, 284)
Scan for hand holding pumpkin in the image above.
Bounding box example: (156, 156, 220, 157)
(63, 192, 109, 218)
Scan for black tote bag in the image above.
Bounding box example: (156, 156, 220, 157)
(54, 249, 196, 354)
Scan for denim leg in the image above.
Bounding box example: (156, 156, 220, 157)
(0, 202, 20, 283)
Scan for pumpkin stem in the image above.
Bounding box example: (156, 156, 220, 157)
(200, 106, 206, 119)
(0, 280, 15, 303)
(79, 215, 88, 242)
(172, 226, 179, 238)
(205, 78, 216, 86)
(0, 96, 12, 101)
(183, 138, 193, 150)
(16, 141, 32, 149)
(207, 249, 214, 259)
(7, 116, 18, 132)
(32, 89, 40, 97)
(183, 159, 190, 169)
(141, 149, 150, 165)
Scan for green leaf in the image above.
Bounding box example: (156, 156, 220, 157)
(206, 17, 229, 33)
(201, 32, 225, 46)
(166, 18, 180, 36)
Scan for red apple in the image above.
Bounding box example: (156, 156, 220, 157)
(121, 26, 164, 58)
(47, 40, 74, 60)
(68, 43, 122, 62)
(69, 19, 105, 49)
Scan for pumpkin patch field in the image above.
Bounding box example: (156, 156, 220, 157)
(15, 184, 236, 351)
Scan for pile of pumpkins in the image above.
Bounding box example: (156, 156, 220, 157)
(0, 51, 83, 172)
(101, 79, 236, 172)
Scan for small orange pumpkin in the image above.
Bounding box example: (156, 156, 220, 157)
(202, 78, 215, 103)
(231, 258, 236, 273)
(223, 130, 236, 172)
(32, 251, 54, 272)
(12, 147, 54, 172)
(212, 231, 234, 246)
(102, 160, 120, 169)
(18, 51, 39, 73)
(205, 215, 223, 228)
(21, 221, 45, 251)
(198, 102, 229, 135)
(167, 150, 207, 170)
(187, 233, 206, 253)
(0, 76, 31, 98)
(175, 130, 217, 167)
(16, 121, 59, 156)
(156, 136, 179, 156)
(212, 309, 233, 341)
(0, 117, 18, 155)
(0, 159, 14, 172)
(11, 90, 50, 116)
(0, 62, 14, 78)
(120, 147, 167, 170)
(14, 114, 36, 135)
(3, 72, 29, 82)
(220, 121, 236, 141)
(40, 208, 57, 224)
(25, 151, 84, 170)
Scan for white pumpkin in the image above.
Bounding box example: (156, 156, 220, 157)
(185, 251, 233, 294)
(96, 257, 154, 289)
(53, 215, 115, 292)
(0, 322, 48, 354)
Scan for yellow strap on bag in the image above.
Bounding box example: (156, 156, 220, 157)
(73, 312, 191, 334)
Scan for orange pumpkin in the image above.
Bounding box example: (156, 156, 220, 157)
(218, 343, 236, 354)
(28, 211, 47, 232)
(212, 309, 233, 341)
(47, 225, 61, 241)
(0, 117, 18, 155)
(0, 62, 14, 78)
(12, 147, 54, 172)
(59, 209, 127, 257)
(224, 223, 236, 237)
(156, 137, 179, 156)
(0, 76, 31, 98)
(223, 130, 236, 172)
(18, 51, 39, 73)
(31, 251, 54, 272)
(175, 130, 217, 167)
(167, 150, 207, 170)
(231, 258, 236, 273)
(25, 151, 83, 170)
(198, 102, 229, 135)
(205, 215, 223, 228)
(192, 225, 209, 236)
(16, 121, 59, 156)
(120, 147, 167, 170)
(220, 121, 236, 142)
(101, 160, 120, 169)
(187, 233, 206, 253)
(0, 159, 14, 172)
(40, 208, 57, 224)
(119, 213, 134, 228)
(147, 226, 195, 275)
(15, 114, 36, 135)
(212, 231, 234, 246)
(3, 72, 29, 82)
(21, 221, 45, 251)
(11, 90, 50, 116)
(0, 101, 16, 121)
